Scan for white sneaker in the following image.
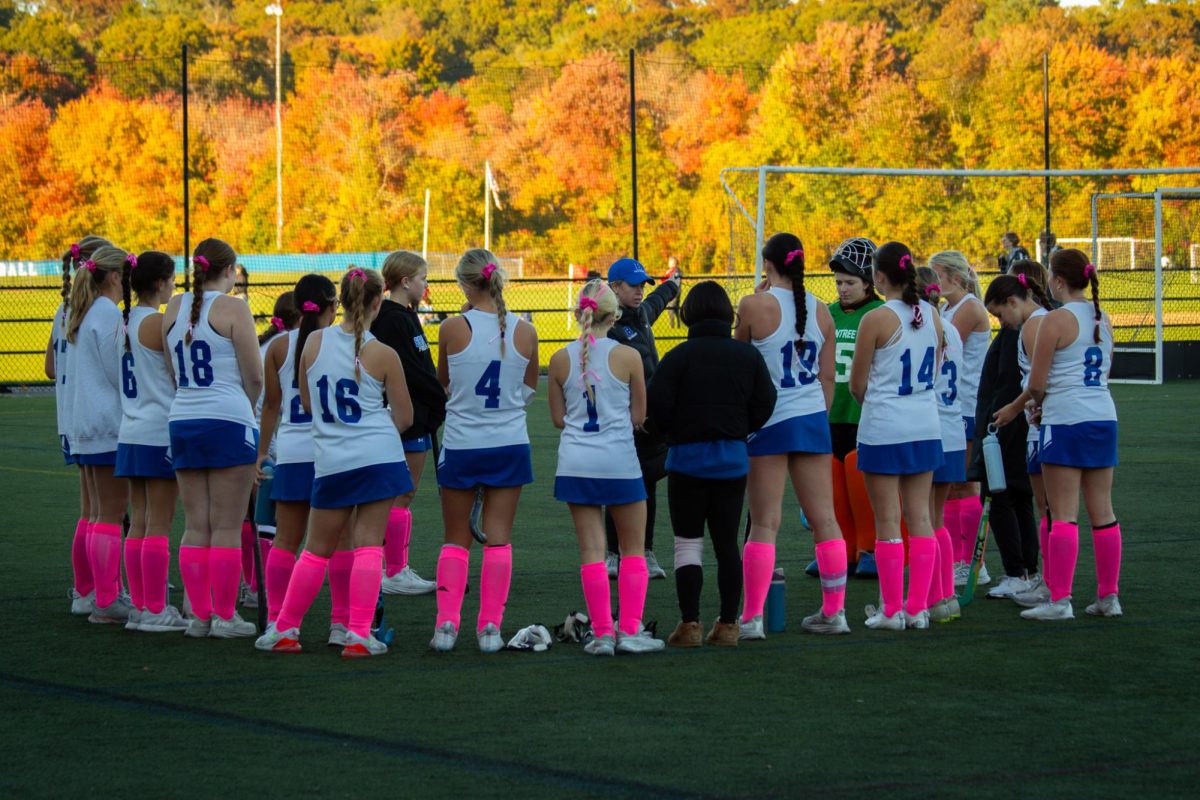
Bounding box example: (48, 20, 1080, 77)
(738, 615, 766, 640)
(138, 605, 189, 633)
(929, 599, 952, 623)
(255, 622, 302, 653)
(801, 608, 850, 635)
(987, 575, 1030, 599)
(70, 589, 96, 616)
(1020, 597, 1075, 621)
(605, 552, 619, 579)
(88, 595, 133, 624)
(477, 623, 504, 654)
(327, 622, 350, 647)
(381, 565, 435, 596)
(185, 617, 212, 638)
(584, 634, 615, 656)
(952, 562, 969, 587)
(124, 608, 143, 631)
(946, 595, 962, 619)
(1085, 594, 1123, 617)
(1011, 575, 1051, 608)
(644, 550, 666, 580)
(342, 630, 388, 658)
(977, 562, 991, 586)
(864, 605, 905, 631)
(210, 612, 257, 638)
(904, 610, 930, 630)
(615, 627, 666, 654)
(239, 583, 259, 609)
(430, 621, 458, 652)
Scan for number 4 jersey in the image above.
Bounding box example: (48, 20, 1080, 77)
(118, 305, 175, 449)
(1041, 301, 1116, 426)
(443, 308, 531, 451)
(857, 299, 942, 448)
(166, 291, 257, 430)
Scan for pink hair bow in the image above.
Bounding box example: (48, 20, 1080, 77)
(925, 282, 940, 297)
(1084, 263, 1097, 279)
(83, 260, 97, 274)
(1017, 273, 1028, 288)
(270, 316, 285, 331)
(481, 262, 498, 280)
(126, 253, 138, 270)
(578, 296, 599, 313)
(898, 254, 913, 271)
(785, 249, 804, 266)
(70, 243, 81, 261)
(302, 301, 321, 313)
(193, 255, 210, 272)
(348, 268, 367, 281)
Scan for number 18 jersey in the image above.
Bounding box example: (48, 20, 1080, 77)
(275, 330, 314, 465)
(857, 300, 941, 447)
(1041, 301, 1116, 426)
(443, 309, 530, 450)
(166, 291, 256, 428)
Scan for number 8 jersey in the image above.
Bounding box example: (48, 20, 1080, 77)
(1041, 301, 1116, 426)
(443, 308, 530, 450)
(857, 299, 942, 448)
(166, 291, 257, 429)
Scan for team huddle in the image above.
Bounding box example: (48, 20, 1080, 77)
(49, 232, 1123, 658)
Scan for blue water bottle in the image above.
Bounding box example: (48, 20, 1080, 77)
(765, 567, 786, 632)
(982, 425, 1007, 493)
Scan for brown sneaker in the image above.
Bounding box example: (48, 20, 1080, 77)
(706, 620, 740, 647)
(667, 620, 703, 648)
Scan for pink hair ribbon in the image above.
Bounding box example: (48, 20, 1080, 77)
(270, 316, 285, 331)
(898, 254, 913, 271)
(302, 301, 321, 313)
(925, 282, 941, 298)
(1017, 273, 1028, 288)
(70, 243, 81, 261)
(578, 296, 599, 313)
(1084, 263, 1097, 279)
(785, 249, 804, 266)
(83, 260, 97, 274)
(126, 253, 138, 270)
(348, 268, 367, 281)
(481, 262, 498, 280)
(193, 255, 210, 272)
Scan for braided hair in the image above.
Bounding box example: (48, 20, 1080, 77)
(187, 238, 237, 344)
(762, 232, 808, 352)
(574, 279, 618, 405)
(125, 251, 176, 351)
(60, 235, 111, 328)
(339, 268, 384, 380)
(291, 275, 337, 381)
(873, 242, 923, 329)
(1050, 248, 1103, 344)
(259, 291, 298, 346)
(455, 248, 509, 357)
(1006, 259, 1054, 311)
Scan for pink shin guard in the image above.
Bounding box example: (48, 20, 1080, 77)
(240, 520, 256, 590)
(580, 562, 614, 638)
(384, 507, 412, 577)
(208, 546, 242, 620)
(123, 537, 144, 610)
(617, 554, 649, 636)
(276, 551, 328, 632)
(815, 538, 848, 617)
(88, 522, 123, 608)
(141, 536, 170, 614)
(876, 540, 906, 617)
(265, 547, 297, 623)
(741, 541, 776, 622)
(942, 498, 964, 561)
(905, 536, 937, 616)
(1038, 516, 1051, 577)
(934, 527, 955, 602)
(927, 535, 943, 609)
(328, 550, 355, 626)
(478, 544, 512, 632)
(179, 545, 212, 621)
(960, 496, 984, 562)
(1093, 523, 1122, 598)
(1048, 521, 1080, 602)
(72, 519, 94, 596)
(435, 545, 469, 629)
(348, 546, 384, 637)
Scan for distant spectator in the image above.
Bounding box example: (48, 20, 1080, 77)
(999, 233, 1032, 271)
(232, 264, 250, 302)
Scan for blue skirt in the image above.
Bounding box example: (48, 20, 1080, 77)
(402, 434, 433, 454)
(170, 419, 258, 470)
(272, 461, 316, 503)
(554, 476, 646, 506)
(1040, 421, 1118, 469)
(747, 411, 832, 457)
(1026, 440, 1042, 476)
(115, 443, 174, 480)
(76, 450, 117, 467)
(311, 462, 414, 510)
(962, 415, 977, 442)
(60, 435, 76, 465)
(933, 449, 966, 484)
(437, 444, 534, 490)
(857, 439, 943, 475)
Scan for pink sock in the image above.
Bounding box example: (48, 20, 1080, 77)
(478, 544, 512, 632)
(179, 545, 212, 620)
(124, 537, 144, 610)
(815, 538, 848, 617)
(1048, 520, 1080, 602)
(88, 522, 123, 608)
(905, 536, 937, 616)
(580, 562, 614, 638)
(876, 540, 905, 617)
(1093, 523, 1122, 598)
(328, 550, 355, 626)
(617, 554, 649, 636)
(960, 496, 984, 563)
(71, 519, 94, 596)
(141, 536, 170, 614)
(259, 537, 273, 584)
(435, 545, 470, 629)
(208, 546, 242, 620)
(934, 526, 955, 602)
(240, 520, 256, 590)
(276, 551, 329, 632)
(348, 546, 384, 638)
(384, 507, 412, 577)
(741, 541, 776, 622)
(1038, 516, 1051, 577)
(942, 499, 963, 561)
(927, 536, 943, 609)
(265, 547, 297, 623)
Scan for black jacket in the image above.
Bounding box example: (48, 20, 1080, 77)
(646, 319, 777, 446)
(607, 280, 681, 382)
(369, 299, 446, 440)
(967, 326, 1031, 494)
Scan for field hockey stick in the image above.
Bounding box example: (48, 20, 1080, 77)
(959, 496, 991, 607)
(247, 489, 267, 631)
(469, 488, 487, 544)
(372, 591, 395, 645)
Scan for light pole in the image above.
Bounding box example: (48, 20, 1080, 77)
(266, 3, 283, 251)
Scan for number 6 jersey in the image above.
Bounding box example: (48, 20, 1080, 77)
(118, 306, 175, 449)
(443, 308, 530, 451)
(166, 291, 257, 429)
(856, 299, 942, 448)
(1041, 301, 1116, 426)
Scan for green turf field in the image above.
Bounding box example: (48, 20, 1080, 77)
(1, 384, 1198, 798)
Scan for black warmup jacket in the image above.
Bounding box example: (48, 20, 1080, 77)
(967, 326, 1032, 494)
(369, 299, 446, 440)
(607, 280, 681, 382)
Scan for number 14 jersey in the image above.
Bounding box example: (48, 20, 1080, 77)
(857, 299, 942, 448)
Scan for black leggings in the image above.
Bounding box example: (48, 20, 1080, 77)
(606, 448, 667, 553)
(987, 489, 1039, 577)
(667, 472, 746, 624)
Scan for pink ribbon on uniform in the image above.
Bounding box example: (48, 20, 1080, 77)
(348, 268, 367, 281)
(1084, 263, 1097, 279)
(578, 296, 599, 313)
(481, 262, 498, 280)
(126, 253, 138, 270)
(898, 254, 913, 271)
(270, 316, 285, 331)
(83, 260, 97, 273)
(1017, 273, 1028, 288)
(194, 255, 210, 272)
(302, 301, 320, 313)
(785, 249, 804, 266)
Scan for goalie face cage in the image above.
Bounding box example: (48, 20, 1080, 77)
(722, 166, 1200, 385)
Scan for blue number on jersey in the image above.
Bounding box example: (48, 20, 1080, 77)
(779, 341, 818, 389)
(288, 375, 312, 424)
(1083, 346, 1103, 387)
(58, 338, 67, 385)
(940, 359, 958, 406)
(899, 346, 936, 396)
(173, 339, 215, 388)
(316, 375, 362, 424)
(121, 351, 137, 398)
(475, 360, 502, 409)
(582, 386, 599, 432)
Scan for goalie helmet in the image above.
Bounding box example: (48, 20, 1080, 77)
(829, 237, 877, 280)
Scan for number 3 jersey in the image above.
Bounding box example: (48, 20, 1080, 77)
(556, 339, 640, 481)
(166, 291, 257, 429)
(274, 329, 314, 466)
(1041, 301, 1116, 426)
(857, 299, 941, 447)
(754, 287, 826, 428)
(443, 308, 530, 451)
(307, 327, 401, 478)
(118, 305, 175, 448)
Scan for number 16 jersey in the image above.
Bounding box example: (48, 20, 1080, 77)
(443, 308, 530, 450)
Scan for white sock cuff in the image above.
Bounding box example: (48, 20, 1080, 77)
(673, 537, 704, 569)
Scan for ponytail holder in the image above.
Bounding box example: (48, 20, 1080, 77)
(126, 254, 138, 270)
(70, 243, 81, 261)
(578, 296, 599, 313)
(1017, 273, 1028, 288)
(193, 255, 210, 272)
(1084, 263, 1097, 279)
(898, 254, 913, 271)
(481, 262, 498, 280)
(270, 316, 285, 331)
(348, 268, 367, 282)
(302, 301, 321, 313)
(784, 249, 804, 267)
(83, 260, 97, 274)
(925, 282, 940, 298)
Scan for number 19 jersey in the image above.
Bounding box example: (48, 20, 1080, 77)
(443, 309, 530, 450)
(754, 288, 825, 428)
(857, 300, 941, 447)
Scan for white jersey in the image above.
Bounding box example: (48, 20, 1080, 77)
(937, 324, 967, 454)
(66, 296, 123, 455)
(274, 330, 314, 465)
(753, 288, 826, 427)
(942, 295, 989, 420)
(1019, 307, 1049, 444)
(307, 327, 402, 478)
(857, 300, 942, 447)
(118, 306, 175, 448)
(166, 291, 257, 428)
(443, 309, 530, 450)
(556, 339, 640, 481)
(1041, 302, 1117, 426)
(51, 303, 70, 437)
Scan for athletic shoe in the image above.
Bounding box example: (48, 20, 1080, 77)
(929, 599, 953, 623)
(855, 551, 877, 578)
(88, 595, 133, 625)
(864, 605, 905, 631)
(616, 627, 666, 654)
(70, 589, 96, 616)
(953, 561, 969, 587)
(1011, 576, 1051, 608)
(255, 622, 302, 653)
(138, 605, 189, 633)
(185, 617, 212, 638)
(1085, 594, 1123, 617)
(945, 595, 962, 619)
(705, 620, 739, 647)
(667, 620, 703, 648)
(804, 559, 820, 578)
(327, 622, 350, 647)
(477, 623, 503, 654)
(738, 615, 766, 641)
(430, 621, 458, 652)
(239, 583, 259, 609)
(904, 610, 930, 630)
(977, 562, 991, 586)
(801, 608, 851, 635)
(644, 550, 666, 580)
(605, 552, 619, 579)
(381, 565, 435, 596)
(209, 612, 257, 638)
(1020, 597, 1075, 621)
(124, 609, 143, 631)
(342, 631, 388, 658)
(584, 634, 616, 657)
(987, 575, 1030, 599)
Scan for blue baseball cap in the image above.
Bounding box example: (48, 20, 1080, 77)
(607, 257, 656, 286)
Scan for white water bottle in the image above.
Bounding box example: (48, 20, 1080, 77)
(982, 424, 1007, 493)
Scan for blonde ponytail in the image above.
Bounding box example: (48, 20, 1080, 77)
(574, 279, 618, 403)
(339, 267, 384, 380)
(455, 248, 509, 357)
(66, 245, 127, 343)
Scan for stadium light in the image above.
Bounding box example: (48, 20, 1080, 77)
(266, 4, 284, 251)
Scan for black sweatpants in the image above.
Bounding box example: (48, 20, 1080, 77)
(606, 447, 667, 554)
(667, 472, 746, 624)
(987, 489, 1039, 578)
